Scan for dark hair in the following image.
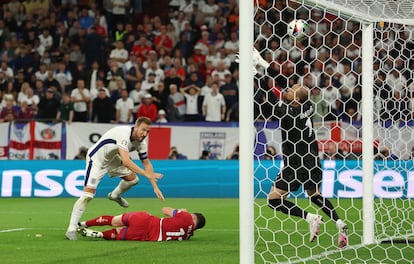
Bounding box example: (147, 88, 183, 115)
(194, 213, 206, 230)
(136, 116, 152, 126)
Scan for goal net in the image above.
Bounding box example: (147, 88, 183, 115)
(247, 0, 414, 263)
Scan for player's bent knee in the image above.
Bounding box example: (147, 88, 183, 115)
(127, 176, 139, 186)
(81, 192, 94, 202)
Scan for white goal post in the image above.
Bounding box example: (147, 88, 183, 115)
(239, 0, 414, 263)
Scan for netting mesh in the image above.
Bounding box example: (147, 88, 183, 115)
(252, 0, 414, 263)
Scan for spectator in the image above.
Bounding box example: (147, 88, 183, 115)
(164, 67, 183, 90)
(321, 82, 340, 121)
(89, 78, 111, 116)
(202, 0, 219, 27)
(150, 82, 170, 112)
(14, 45, 36, 78)
(79, 8, 94, 29)
(0, 94, 18, 123)
(179, 0, 194, 20)
(56, 93, 74, 124)
(184, 71, 204, 88)
(141, 72, 158, 93)
(106, 60, 125, 91)
(54, 61, 73, 94)
(115, 88, 134, 123)
(211, 60, 231, 86)
(86, 61, 101, 93)
(37, 89, 61, 121)
(153, 25, 173, 55)
(44, 70, 62, 95)
(109, 40, 129, 68)
(38, 28, 53, 57)
(109, 77, 127, 104)
(0, 61, 14, 81)
(168, 146, 188, 160)
(180, 84, 201, 122)
(191, 44, 206, 74)
(124, 53, 145, 91)
(16, 100, 35, 120)
(34, 79, 48, 99)
(156, 109, 168, 123)
(129, 81, 145, 119)
(172, 31, 194, 61)
(34, 63, 48, 82)
(92, 88, 115, 123)
(201, 74, 213, 96)
(137, 93, 158, 122)
(71, 79, 90, 122)
(224, 32, 240, 61)
(111, 0, 129, 26)
(74, 146, 88, 160)
(169, 84, 186, 120)
(131, 35, 153, 62)
(202, 82, 226, 122)
(145, 60, 165, 84)
(18, 86, 39, 111)
(220, 73, 238, 117)
(195, 30, 211, 56)
(199, 149, 212, 160)
(83, 26, 106, 68)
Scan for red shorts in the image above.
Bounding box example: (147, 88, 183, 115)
(116, 212, 152, 241)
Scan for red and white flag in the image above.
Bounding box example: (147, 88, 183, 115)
(33, 122, 62, 160)
(9, 122, 31, 160)
(0, 123, 10, 159)
(9, 121, 63, 160)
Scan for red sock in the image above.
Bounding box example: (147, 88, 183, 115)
(102, 229, 118, 240)
(86, 215, 114, 227)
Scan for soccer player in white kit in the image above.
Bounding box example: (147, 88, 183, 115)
(65, 117, 165, 240)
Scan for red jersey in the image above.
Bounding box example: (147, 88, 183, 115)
(153, 34, 173, 52)
(137, 103, 158, 122)
(131, 44, 152, 61)
(117, 210, 195, 241)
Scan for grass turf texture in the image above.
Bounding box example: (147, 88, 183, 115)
(0, 198, 239, 264)
(1, 198, 413, 263)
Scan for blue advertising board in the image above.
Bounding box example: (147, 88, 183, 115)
(0, 160, 413, 198)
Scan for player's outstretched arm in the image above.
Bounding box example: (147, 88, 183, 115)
(162, 207, 175, 216)
(118, 148, 163, 180)
(141, 159, 165, 201)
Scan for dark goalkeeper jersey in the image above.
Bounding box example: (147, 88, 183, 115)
(274, 100, 320, 168)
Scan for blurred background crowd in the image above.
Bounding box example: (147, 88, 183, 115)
(0, 0, 413, 129)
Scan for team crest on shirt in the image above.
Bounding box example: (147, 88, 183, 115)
(121, 139, 128, 146)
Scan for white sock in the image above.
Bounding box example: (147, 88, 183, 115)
(67, 192, 93, 231)
(111, 178, 138, 198)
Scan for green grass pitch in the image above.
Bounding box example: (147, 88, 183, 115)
(0, 198, 413, 263)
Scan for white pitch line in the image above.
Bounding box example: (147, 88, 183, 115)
(278, 243, 368, 264)
(0, 228, 29, 233)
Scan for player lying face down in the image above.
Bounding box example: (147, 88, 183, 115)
(77, 207, 206, 241)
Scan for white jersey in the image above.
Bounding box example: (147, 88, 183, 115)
(87, 126, 148, 167)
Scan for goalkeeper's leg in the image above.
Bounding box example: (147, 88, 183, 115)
(308, 189, 348, 248)
(268, 186, 322, 242)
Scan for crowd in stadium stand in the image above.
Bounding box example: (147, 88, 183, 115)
(0, 0, 413, 127)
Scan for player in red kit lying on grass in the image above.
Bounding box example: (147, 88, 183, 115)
(76, 207, 206, 241)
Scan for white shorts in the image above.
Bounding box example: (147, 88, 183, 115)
(84, 156, 134, 189)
